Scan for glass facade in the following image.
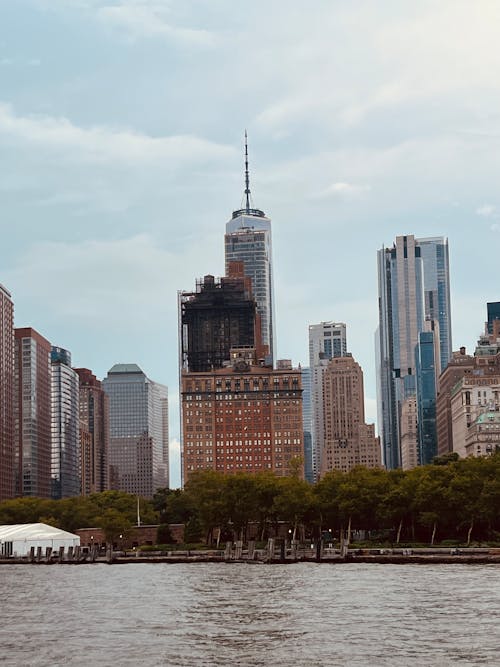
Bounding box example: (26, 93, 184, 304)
(103, 364, 168, 497)
(51, 347, 80, 499)
(301, 367, 314, 483)
(225, 212, 275, 363)
(415, 330, 438, 465)
(0, 285, 14, 502)
(377, 235, 451, 469)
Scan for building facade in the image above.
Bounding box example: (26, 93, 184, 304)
(103, 364, 168, 498)
(376, 235, 451, 469)
(309, 322, 347, 479)
(181, 349, 303, 481)
(415, 324, 439, 464)
(301, 367, 314, 484)
(14, 328, 52, 498)
(0, 284, 14, 502)
(51, 347, 80, 499)
(179, 266, 264, 374)
(321, 355, 381, 474)
(75, 368, 110, 495)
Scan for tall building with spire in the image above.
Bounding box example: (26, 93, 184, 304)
(225, 133, 275, 363)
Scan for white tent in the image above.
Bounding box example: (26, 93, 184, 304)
(0, 523, 80, 557)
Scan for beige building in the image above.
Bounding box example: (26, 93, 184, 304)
(400, 396, 419, 470)
(181, 348, 303, 482)
(465, 411, 500, 457)
(450, 377, 500, 458)
(321, 355, 381, 474)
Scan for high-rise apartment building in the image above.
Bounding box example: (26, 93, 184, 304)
(51, 347, 80, 499)
(308, 322, 347, 479)
(14, 328, 52, 498)
(224, 135, 275, 362)
(103, 364, 168, 498)
(181, 349, 303, 481)
(377, 235, 451, 468)
(0, 284, 14, 502)
(301, 367, 314, 484)
(321, 355, 381, 474)
(75, 368, 109, 495)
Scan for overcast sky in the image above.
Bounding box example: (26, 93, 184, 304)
(2, 0, 500, 487)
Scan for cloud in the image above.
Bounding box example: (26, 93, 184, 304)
(476, 204, 496, 217)
(0, 102, 235, 165)
(490, 224, 499, 232)
(96, 2, 214, 46)
(316, 181, 371, 199)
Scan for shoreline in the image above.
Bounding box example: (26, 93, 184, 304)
(1, 552, 500, 566)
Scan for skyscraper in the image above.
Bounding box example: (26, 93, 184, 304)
(377, 235, 452, 469)
(103, 364, 168, 498)
(51, 346, 80, 498)
(308, 322, 347, 479)
(321, 355, 381, 474)
(224, 134, 275, 362)
(14, 328, 52, 498)
(75, 368, 109, 495)
(0, 284, 14, 502)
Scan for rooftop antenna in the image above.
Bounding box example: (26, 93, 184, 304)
(244, 129, 251, 213)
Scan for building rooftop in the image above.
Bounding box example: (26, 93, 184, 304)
(108, 363, 144, 375)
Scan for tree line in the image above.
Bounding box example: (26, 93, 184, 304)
(0, 453, 499, 546)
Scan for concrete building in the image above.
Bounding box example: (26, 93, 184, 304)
(464, 411, 500, 458)
(309, 322, 347, 479)
(224, 135, 275, 363)
(50, 347, 80, 499)
(436, 347, 475, 456)
(377, 235, 452, 469)
(14, 328, 52, 498)
(75, 368, 109, 495)
(0, 284, 14, 502)
(103, 364, 168, 498)
(400, 396, 418, 470)
(181, 348, 303, 481)
(437, 315, 500, 456)
(321, 355, 380, 474)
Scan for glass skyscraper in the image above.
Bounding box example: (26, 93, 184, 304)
(415, 329, 438, 464)
(377, 235, 452, 469)
(103, 364, 168, 497)
(51, 346, 80, 499)
(224, 135, 275, 363)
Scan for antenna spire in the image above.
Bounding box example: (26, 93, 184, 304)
(244, 130, 250, 212)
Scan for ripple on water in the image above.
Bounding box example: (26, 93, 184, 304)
(0, 563, 499, 667)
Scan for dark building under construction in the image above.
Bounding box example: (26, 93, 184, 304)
(179, 262, 267, 373)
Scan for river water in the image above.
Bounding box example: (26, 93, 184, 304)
(1, 563, 499, 666)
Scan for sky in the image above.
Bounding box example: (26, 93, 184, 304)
(1, 0, 500, 487)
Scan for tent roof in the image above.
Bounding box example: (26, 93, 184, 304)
(0, 523, 79, 541)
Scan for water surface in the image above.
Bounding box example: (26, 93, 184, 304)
(1, 563, 499, 666)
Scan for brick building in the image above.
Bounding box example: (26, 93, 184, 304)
(181, 349, 303, 481)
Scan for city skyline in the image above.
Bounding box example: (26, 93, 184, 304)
(1, 2, 500, 487)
